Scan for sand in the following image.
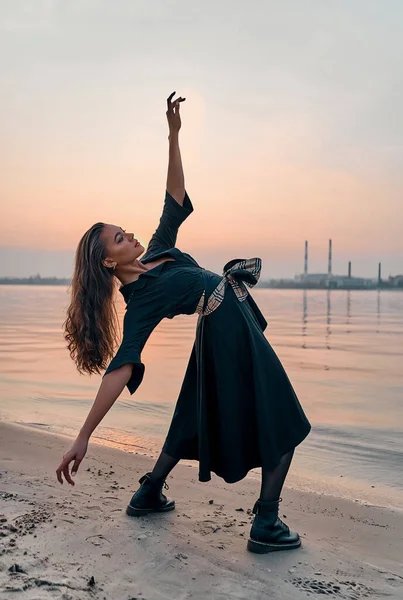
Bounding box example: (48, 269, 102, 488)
(1, 421, 402, 600)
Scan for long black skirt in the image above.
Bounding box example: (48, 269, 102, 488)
(162, 285, 312, 483)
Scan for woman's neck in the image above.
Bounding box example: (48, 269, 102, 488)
(116, 260, 149, 286)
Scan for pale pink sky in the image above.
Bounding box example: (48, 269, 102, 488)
(1, 1, 402, 279)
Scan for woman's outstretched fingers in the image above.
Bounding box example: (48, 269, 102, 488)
(167, 91, 175, 108)
(174, 100, 182, 112)
(63, 462, 75, 486)
(56, 438, 88, 485)
(166, 92, 186, 134)
(56, 453, 75, 485)
(167, 92, 185, 112)
(71, 459, 81, 477)
(56, 455, 66, 484)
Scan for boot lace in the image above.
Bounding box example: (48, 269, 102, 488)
(139, 474, 170, 490)
(253, 496, 289, 530)
(275, 499, 290, 531)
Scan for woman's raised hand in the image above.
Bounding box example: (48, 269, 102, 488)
(166, 91, 186, 135)
(56, 435, 88, 485)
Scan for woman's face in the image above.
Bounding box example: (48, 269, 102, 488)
(100, 224, 144, 269)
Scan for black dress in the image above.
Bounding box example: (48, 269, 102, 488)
(104, 191, 312, 484)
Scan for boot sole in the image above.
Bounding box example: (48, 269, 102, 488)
(247, 537, 301, 553)
(126, 500, 175, 517)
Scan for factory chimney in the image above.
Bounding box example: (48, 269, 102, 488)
(348, 261, 351, 278)
(304, 241, 308, 276)
(328, 239, 332, 276)
(378, 262, 382, 285)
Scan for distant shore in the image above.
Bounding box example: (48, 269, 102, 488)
(1, 277, 402, 290)
(258, 282, 403, 290)
(0, 277, 70, 286)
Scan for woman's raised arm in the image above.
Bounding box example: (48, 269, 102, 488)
(166, 91, 186, 205)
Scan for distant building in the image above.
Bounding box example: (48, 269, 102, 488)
(389, 275, 403, 287)
(326, 275, 375, 289)
(294, 272, 329, 286)
(293, 273, 375, 288)
(293, 239, 381, 289)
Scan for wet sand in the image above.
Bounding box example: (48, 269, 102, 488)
(1, 421, 402, 599)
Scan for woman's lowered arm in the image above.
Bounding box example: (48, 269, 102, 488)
(166, 91, 186, 205)
(78, 365, 133, 440)
(55, 365, 132, 485)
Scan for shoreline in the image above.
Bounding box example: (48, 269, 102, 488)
(5, 418, 403, 514)
(1, 420, 403, 599)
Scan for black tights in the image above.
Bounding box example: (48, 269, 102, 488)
(150, 447, 295, 502)
(259, 448, 295, 502)
(150, 451, 179, 482)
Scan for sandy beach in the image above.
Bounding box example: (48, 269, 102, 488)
(1, 421, 402, 599)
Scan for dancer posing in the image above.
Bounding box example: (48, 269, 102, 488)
(56, 92, 311, 554)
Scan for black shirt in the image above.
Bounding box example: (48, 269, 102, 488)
(103, 190, 209, 393)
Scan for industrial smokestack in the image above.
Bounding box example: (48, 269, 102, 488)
(378, 262, 382, 284)
(328, 239, 332, 276)
(348, 261, 351, 278)
(304, 241, 308, 276)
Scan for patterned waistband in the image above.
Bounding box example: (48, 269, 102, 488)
(194, 257, 262, 317)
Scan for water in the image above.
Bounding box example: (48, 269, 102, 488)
(1, 285, 402, 509)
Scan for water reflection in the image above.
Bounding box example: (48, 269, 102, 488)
(302, 290, 307, 349)
(325, 289, 332, 350)
(376, 290, 381, 333)
(300, 288, 333, 351)
(346, 290, 351, 334)
(301, 289, 385, 349)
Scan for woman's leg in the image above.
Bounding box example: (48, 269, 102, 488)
(126, 450, 178, 517)
(247, 448, 301, 553)
(259, 448, 295, 501)
(149, 451, 179, 481)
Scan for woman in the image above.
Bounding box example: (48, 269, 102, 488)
(56, 92, 312, 554)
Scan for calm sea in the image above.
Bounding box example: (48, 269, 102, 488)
(1, 285, 402, 509)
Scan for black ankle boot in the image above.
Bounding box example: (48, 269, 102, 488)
(126, 472, 175, 517)
(247, 497, 301, 553)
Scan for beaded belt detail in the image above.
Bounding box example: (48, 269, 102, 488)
(194, 257, 262, 317)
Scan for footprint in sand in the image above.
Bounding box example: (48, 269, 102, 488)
(288, 576, 378, 599)
(85, 534, 111, 547)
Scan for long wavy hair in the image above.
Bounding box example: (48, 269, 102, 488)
(63, 223, 119, 375)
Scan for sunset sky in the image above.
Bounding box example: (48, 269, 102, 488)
(1, 0, 402, 279)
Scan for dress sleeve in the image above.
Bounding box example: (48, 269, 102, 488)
(103, 306, 157, 395)
(145, 190, 193, 255)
